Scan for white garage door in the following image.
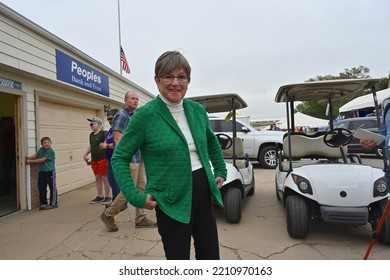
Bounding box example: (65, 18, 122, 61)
(39, 100, 98, 194)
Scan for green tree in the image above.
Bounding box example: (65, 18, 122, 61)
(295, 66, 389, 119)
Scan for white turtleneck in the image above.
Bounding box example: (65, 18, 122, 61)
(159, 95, 202, 171)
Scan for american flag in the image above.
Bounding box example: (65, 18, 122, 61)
(120, 46, 130, 74)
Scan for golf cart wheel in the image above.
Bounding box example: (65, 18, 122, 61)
(370, 200, 390, 244)
(224, 188, 242, 223)
(375, 148, 384, 159)
(258, 146, 278, 169)
(247, 173, 255, 196)
(286, 195, 309, 238)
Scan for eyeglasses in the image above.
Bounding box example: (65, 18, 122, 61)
(160, 75, 189, 84)
(89, 123, 95, 127)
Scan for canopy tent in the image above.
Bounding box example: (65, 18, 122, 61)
(278, 112, 328, 129)
(339, 88, 390, 113)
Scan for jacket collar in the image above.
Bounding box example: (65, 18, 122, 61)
(155, 96, 196, 139)
(156, 96, 183, 136)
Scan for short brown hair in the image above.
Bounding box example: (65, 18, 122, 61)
(155, 51, 191, 82)
(40, 136, 51, 144)
(106, 108, 119, 117)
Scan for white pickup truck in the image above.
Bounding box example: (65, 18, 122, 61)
(209, 116, 285, 168)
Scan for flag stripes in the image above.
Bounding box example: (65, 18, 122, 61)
(120, 46, 130, 74)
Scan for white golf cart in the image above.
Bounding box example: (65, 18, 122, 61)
(188, 93, 255, 223)
(274, 79, 390, 244)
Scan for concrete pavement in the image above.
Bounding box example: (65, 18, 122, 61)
(1, 167, 390, 260)
(0, 183, 166, 260)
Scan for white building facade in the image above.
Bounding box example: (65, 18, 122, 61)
(0, 3, 155, 216)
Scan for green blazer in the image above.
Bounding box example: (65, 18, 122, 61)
(111, 96, 227, 224)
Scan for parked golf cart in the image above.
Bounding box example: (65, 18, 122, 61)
(188, 93, 255, 223)
(274, 79, 390, 244)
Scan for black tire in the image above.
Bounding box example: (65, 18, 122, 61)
(224, 188, 242, 223)
(258, 145, 278, 169)
(286, 195, 309, 238)
(375, 148, 384, 159)
(370, 200, 390, 244)
(247, 173, 255, 196)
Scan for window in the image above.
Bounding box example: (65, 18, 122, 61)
(209, 120, 219, 132)
(334, 122, 348, 129)
(351, 120, 377, 130)
(220, 120, 233, 132)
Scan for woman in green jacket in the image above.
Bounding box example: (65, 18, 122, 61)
(111, 51, 227, 260)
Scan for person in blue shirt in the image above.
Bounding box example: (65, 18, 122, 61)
(26, 136, 58, 210)
(100, 91, 156, 232)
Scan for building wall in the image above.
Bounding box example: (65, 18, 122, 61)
(0, 3, 155, 211)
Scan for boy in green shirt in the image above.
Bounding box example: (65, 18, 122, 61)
(26, 137, 58, 210)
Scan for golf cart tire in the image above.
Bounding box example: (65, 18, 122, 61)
(371, 200, 390, 244)
(247, 173, 255, 196)
(375, 148, 384, 159)
(258, 146, 277, 169)
(224, 188, 242, 223)
(286, 195, 309, 238)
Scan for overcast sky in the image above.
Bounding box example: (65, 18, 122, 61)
(2, 0, 390, 120)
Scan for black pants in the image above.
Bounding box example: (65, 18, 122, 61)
(156, 168, 220, 260)
(38, 170, 57, 206)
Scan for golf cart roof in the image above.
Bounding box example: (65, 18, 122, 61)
(274, 79, 380, 103)
(187, 93, 248, 113)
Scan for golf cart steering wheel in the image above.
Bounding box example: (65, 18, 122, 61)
(323, 128, 353, 147)
(215, 133, 233, 150)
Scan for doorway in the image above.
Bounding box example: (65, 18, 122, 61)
(0, 92, 18, 217)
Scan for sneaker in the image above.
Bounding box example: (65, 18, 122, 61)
(41, 205, 56, 210)
(101, 197, 111, 205)
(135, 218, 157, 228)
(50, 204, 59, 209)
(90, 196, 104, 204)
(120, 203, 128, 212)
(39, 204, 48, 210)
(100, 212, 118, 232)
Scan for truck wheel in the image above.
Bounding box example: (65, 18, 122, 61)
(370, 200, 390, 244)
(224, 188, 242, 223)
(258, 146, 278, 169)
(286, 195, 309, 238)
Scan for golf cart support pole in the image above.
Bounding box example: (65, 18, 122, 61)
(364, 198, 390, 260)
(371, 86, 381, 129)
(284, 90, 293, 172)
(328, 97, 333, 130)
(231, 96, 237, 168)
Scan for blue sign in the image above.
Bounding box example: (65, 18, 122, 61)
(55, 49, 109, 97)
(0, 77, 22, 90)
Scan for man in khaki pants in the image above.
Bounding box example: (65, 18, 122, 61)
(100, 91, 156, 232)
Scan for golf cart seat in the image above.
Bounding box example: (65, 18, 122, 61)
(280, 133, 347, 171)
(223, 137, 248, 169)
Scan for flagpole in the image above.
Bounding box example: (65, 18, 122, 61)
(117, 0, 122, 75)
